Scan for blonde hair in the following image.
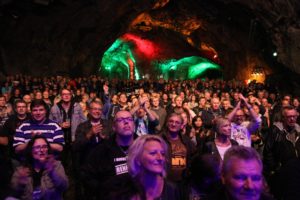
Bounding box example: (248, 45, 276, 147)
(128, 135, 168, 178)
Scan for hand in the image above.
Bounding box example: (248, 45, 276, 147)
(61, 121, 71, 128)
(238, 93, 246, 102)
(45, 155, 56, 173)
(92, 124, 103, 135)
(139, 96, 149, 107)
(31, 131, 41, 137)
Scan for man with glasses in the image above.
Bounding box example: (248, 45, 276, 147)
(81, 110, 135, 199)
(228, 93, 261, 147)
(264, 105, 300, 199)
(161, 113, 195, 183)
(50, 88, 86, 145)
(1, 100, 30, 161)
(72, 100, 109, 199)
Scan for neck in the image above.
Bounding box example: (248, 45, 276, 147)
(139, 172, 164, 199)
(35, 118, 46, 124)
(33, 161, 44, 171)
(116, 135, 133, 147)
(62, 101, 71, 108)
(91, 118, 101, 123)
(18, 114, 27, 120)
(168, 131, 179, 140)
(216, 134, 229, 143)
(284, 124, 295, 132)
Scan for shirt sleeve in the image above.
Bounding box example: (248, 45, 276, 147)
(52, 123, 65, 145)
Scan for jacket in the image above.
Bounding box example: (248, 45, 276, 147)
(263, 122, 300, 173)
(10, 161, 68, 200)
(49, 102, 86, 142)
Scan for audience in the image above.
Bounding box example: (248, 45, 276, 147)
(1, 74, 299, 199)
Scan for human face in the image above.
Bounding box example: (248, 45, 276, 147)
(167, 115, 183, 133)
(0, 97, 5, 107)
(223, 159, 263, 200)
(293, 99, 299, 107)
(23, 95, 32, 103)
(140, 140, 166, 175)
(211, 98, 220, 110)
(119, 94, 127, 104)
(32, 138, 49, 163)
(199, 98, 206, 107)
(175, 96, 182, 107)
(194, 117, 203, 128)
(235, 110, 245, 125)
(89, 103, 102, 121)
(152, 98, 160, 107)
(35, 92, 42, 100)
(16, 102, 27, 115)
(113, 111, 134, 137)
(222, 100, 230, 110)
(61, 89, 72, 103)
(43, 91, 49, 99)
(218, 120, 231, 137)
(31, 105, 47, 122)
(136, 108, 146, 118)
(283, 109, 299, 128)
(181, 112, 188, 126)
(252, 105, 260, 115)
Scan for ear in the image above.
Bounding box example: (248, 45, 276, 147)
(181, 124, 185, 129)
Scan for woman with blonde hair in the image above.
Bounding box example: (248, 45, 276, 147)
(128, 135, 180, 200)
(202, 117, 238, 160)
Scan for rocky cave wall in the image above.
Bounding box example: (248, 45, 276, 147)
(0, 0, 299, 93)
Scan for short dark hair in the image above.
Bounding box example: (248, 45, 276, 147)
(30, 99, 49, 117)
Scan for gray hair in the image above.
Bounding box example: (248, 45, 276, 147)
(222, 146, 262, 175)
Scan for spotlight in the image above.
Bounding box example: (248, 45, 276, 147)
(273, 52, 277, 57)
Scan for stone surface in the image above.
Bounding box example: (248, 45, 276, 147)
(0, 0, 299, 92)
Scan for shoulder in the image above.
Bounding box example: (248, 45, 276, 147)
(161, 180, 180, 200)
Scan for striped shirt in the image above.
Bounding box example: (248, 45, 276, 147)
(13, 119, 64, 148)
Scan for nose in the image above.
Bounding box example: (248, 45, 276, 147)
(156, 153, 164, 161)
(244, 177, 254, 189)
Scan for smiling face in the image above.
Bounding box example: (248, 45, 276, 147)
(140, 140, 166, 175)
(89, 102, 102, 121)
(61, 89, 72, 103)
(31, 105, 47, 122)
(167, 115, 183, 133)
(32, 138, 49, 163)
(223, 158, 263, 200)
(217, 119, 231, 137)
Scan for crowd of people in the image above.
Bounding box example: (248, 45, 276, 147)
(0, 74, 300, 200)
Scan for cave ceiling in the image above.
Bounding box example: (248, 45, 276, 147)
(0, 0, 299, 82)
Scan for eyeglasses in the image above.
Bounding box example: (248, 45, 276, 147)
(91, 108, 102, 111)
(32, 145, 48, 151)
(285, 115, 298, 119)
(168, 120, 182, 125)
(115, 117, 134, 123)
